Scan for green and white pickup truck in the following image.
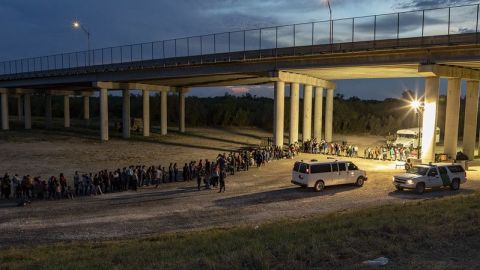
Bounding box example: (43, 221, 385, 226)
(393, 163, 467, 194)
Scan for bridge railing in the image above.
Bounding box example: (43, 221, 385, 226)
(0, 4, 479, 76)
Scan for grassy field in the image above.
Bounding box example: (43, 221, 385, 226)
(2, 193, 480, 269)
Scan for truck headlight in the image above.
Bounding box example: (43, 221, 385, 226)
(407, 180, 414, 185)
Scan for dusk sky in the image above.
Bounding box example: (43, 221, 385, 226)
(0, 0, 477, 99)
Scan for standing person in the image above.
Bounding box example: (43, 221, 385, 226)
(168, 163, 173, 182)
(73, 171, 80, 196)
(12, 174, 21, 199)
(173, 163, 178, 182)
(1, 174, 11, 199)
(219, 165, 226, 193)
(59, 173, 67, 198)
(196, 161, 203, 191)
(182, 163, 188, 181)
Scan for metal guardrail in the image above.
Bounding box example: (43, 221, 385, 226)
(0, 4, 479, 76)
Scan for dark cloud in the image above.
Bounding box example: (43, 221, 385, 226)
(395, 0, 477, 10)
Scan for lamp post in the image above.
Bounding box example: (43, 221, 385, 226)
(72, 21, 91, 65)
(411, 100, 424, 159)
(327, 0, 333, 45)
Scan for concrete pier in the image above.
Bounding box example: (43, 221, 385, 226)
(83, 96, 90, 121)
(463, 80, 479, 160)
(313, 86, 323, 140)
(64, 95, 70, 128)
(289, 83, 299, 144)
(1, 92, 8, 130)
(443, 78, 461, 159)
(179, 88, 186, 133)
(24, 94, 31, 130)
(325, 88, 334, 142)
(143, 90, 150, 137)
(161, 90, 168, 135)
(302, 85, 312, 142)
(274, 81, 285, 147)
(100, 89, 109, 141)
(45, 94, 52, 129)
(122, 89, 130, 139)
(17, 95, 23, 121)
(421, 77, 440, 163)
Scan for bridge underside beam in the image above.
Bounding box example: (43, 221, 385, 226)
(0, 88, 94, 96)
(93, 82, 171, 92)
(418, 64, 480, 80)
(271, 71, 336, 89)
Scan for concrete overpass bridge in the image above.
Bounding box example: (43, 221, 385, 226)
(1, 4, 480, 162)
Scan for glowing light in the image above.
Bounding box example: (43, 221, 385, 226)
(411, 100, 421, 110)
(72, 21, 80, 28)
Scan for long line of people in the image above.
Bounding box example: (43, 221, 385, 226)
(0, 146, 287, 202)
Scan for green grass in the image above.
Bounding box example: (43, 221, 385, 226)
(2, 194, 480, 269)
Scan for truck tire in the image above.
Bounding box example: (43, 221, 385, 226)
(355, 176, 365, 187)
(450, 179, 460, 191)
(415, 182, 425, 195)
(313, 180, 325, 192)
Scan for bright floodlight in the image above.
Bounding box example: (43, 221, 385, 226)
(411, 100, 421, 110)
(73, 21, 80, 28)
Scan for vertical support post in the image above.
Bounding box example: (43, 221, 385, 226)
(303, 85, 313, 142)
(122, 89, 131, 139)
(421, 76, 440, 163)
(100, 88, 109, 141)
(325, 88, 334, 142)
(313, 86, 324, 140)
(463, 80, 479, 160)
(178, 88, 186, 133)
(83, 96, 90, 121)
(274, 81, 285, 147)
(17, 95, 23, 121)
(1, 92, 8, 130)
(289, 83, 300, 145)
(24, 94, 31, 130)
(143, 89, 150, 137)
(161, 90, 168, 135)
(45, 93, 52, 129)
(443, 78, 461, 159)
(63, 95, 70, 128)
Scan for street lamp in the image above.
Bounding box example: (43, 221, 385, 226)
(72, 20, 91, 65)
(411, 99, 424, 159)
(321, 0, 333, 46)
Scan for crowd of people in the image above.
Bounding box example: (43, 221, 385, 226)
(0, 146, 289, 202)
(300, 139, 360, 157)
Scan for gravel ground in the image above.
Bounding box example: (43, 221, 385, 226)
(1, 127, 479, 248)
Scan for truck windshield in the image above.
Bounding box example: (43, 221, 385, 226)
(407, 166, 428, 176)
(398, 134, 417, 139)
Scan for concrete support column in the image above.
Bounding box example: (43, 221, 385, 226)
(463, 80, 479, 160)
(1, 92, 8, 130)
(443, 78, 461, 159)
(45, 94, 52, 129)
(313, 86, 324, 140)
(100, 89, 109, 141)
(325, 88, 334, 142)
(122, 89, 130, 139)
(83, 96, 90, 121)
(289, 83, 299, 144)
(274, 81, 285, 147)
(421, 77, 440, 163)
(178, 88, 186, 133)
(142, 90, 150, 137)
(303, 85, 313, 142)
(24, 94, 31, 130)
(161, 90, 168, 135)
(17, 96, 23, 121)
(63, 95, 70, 128)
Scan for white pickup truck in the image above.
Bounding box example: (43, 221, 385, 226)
(393, 163, 467, 194)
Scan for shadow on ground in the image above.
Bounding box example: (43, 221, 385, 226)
(215, 185, 359, 207)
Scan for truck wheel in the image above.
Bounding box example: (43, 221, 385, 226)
(415, 182, 425, 195)
(313, 180, 325, 192)
(450, 179, 460, 191)
(355, 176, 365, 187)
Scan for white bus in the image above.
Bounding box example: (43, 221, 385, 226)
(394, 127, 440, 148)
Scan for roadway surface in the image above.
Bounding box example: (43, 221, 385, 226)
(1, 154, 479, 248)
